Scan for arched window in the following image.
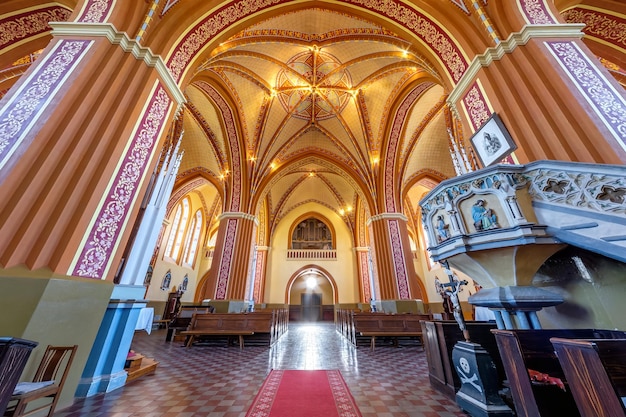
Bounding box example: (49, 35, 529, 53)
(164, 198, 204, 267)
(164, 204, 182, 259)
(165, 198, 190, 261)
(183, 210, 203, 267)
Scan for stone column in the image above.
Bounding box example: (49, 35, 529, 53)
(0, 21, 183, 402)
(367, 213, 423, 300)
(354, 247, 372, 303)
(200, 212, 258, 300)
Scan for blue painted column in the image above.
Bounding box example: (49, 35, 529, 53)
(76, 296, 147, 397)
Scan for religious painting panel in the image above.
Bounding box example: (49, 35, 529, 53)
(469, 113, 517, 167)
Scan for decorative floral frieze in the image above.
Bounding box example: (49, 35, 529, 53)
(545, 41, 626, 154)
(195, 81, 243, 212)
(388, 219, 410, 299)
(168, 0, 467, 84)
(358, 251, 371, 302)
(385, 83, 432, 212)
(78, 0, 114, 23)
(253, 250, 266, 302)
(0, 6, 70, 51)
(518, 0, 557, 24)
(563, 8, 626, 53)
(462, 82, 491, 132)
(216, 218, 238, 299)
(166, 177, 208, 217)
(0, 40, 92, 171)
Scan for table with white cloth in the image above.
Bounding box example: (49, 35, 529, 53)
(135, 307, 154, 334)
(474, 306, 496, 322)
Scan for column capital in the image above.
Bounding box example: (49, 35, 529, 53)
(354, 247, 370, 252)
(366, 212, 408, 226)
(256, 246, 270, 251)
(448, 24, 585, 107)
(218, 212, 258, 225)
(49, 22, 186, 105)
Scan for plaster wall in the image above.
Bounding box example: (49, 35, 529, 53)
(265, 202, 359, 304)
(0, 272, 112, 412)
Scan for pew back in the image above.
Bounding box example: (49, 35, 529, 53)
(352, 313, 430, 349)
(551, 338, 626, 417)
(492, 329, 626, 417)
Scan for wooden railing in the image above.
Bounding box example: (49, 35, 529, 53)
(287, 249, 336, 260)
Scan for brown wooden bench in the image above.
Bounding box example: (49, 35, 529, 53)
(180, 314, 254, 349)
(492, 328, 626, 417)
(179, 310, 289, 349)
(165, 306, 209, 342)
(353, 313, 430, 350)
(551, 338, 626, 417)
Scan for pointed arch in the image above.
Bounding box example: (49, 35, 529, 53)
(284, 264, 339, 304)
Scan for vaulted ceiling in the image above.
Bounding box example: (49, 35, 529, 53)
(2, 0, 624, 246)
(177, 7, 455, 240)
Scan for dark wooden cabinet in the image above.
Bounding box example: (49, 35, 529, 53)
(421, 320, 501, 399)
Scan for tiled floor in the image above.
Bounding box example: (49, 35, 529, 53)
(54, 322, 467, 416)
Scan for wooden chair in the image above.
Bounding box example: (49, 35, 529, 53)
(4, 345, 78, 417)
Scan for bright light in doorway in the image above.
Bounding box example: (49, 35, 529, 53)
(306, 277, 317, 289)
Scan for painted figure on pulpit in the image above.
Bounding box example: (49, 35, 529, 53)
(435, 215, 451, 242)
(471, 200, 498, 231)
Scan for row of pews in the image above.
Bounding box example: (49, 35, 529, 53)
(336, 309, 430, 350)
(422, 320, 626, 417)
(166, 308, 289, 348)
(492, 328, 626, 417)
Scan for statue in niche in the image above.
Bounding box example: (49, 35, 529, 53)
(435, 215, 451, 242)
(471, 199, 498, 231)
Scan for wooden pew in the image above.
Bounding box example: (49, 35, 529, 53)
(180, 310, 289, 349)
(352, 313, 430, 350)
(239, 311, 273, 346)
(551, 338, 626, 417)
(180, 314, 254, 349)
(165, 306, 209, 342)
(492, 329, 626, 417)
(335, 309, 357, 345)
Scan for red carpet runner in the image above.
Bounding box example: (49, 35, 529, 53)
(246, 370, 363, 417)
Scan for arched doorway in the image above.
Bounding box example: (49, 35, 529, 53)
(286, 266, 338, 322)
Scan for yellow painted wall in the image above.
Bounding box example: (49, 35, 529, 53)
(265, 202, 359, 304)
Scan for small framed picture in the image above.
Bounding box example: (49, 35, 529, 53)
(470, 113, 517, 167)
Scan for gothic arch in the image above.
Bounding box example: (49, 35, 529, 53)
(284, 264, 339, 304)
(156, 1, 478, 89)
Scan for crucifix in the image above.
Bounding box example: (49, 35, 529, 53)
(437, 260, 470, 342)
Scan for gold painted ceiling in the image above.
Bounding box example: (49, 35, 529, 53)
(180, 7, 455, 238)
